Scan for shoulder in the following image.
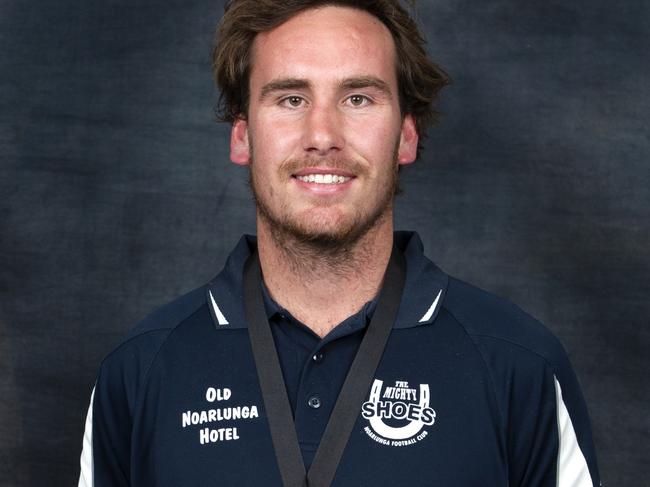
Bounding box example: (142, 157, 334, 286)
(98, 285, 208, 380)
(439, 277, 600, 485)
(122, 285, 208, 342)
(441, 276, 568, 371)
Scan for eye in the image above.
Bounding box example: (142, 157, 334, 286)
(281, 96, 305, 108)
(347, 94, 371, 107)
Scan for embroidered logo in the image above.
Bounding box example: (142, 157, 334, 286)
(361, 379, 436, 447)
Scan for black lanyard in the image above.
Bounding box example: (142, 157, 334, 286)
(243, 246, 406, 487)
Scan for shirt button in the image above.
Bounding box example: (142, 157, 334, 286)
(307, 396, 322, 409)
(312, 352, 324, 363)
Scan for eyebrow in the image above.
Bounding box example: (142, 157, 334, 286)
(259, 78, 311, 101)
(339, 76, 392, 97)
(258, 76, 393, 101)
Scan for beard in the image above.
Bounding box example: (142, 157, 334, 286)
(248, 144, 400, 255)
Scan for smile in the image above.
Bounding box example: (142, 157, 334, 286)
(295, 174, 352, 185)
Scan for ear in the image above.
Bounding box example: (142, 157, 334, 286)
(230, 118, 251, 165)
(397, 114, 418, 165)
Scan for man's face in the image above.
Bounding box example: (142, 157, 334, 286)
(230, 6, 418, 245)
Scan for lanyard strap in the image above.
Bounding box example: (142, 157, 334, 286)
(243, 247, 406, 487)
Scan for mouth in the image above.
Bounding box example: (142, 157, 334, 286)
(291, 168, 356, 186)
(294, 174, 352, 185)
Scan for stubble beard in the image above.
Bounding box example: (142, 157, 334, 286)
(248, 143, 400, 266)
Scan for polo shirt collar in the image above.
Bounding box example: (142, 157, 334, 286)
(206, 231, 449, 331)
(261, 280, 377, 324)
(262, 278, 379, 344)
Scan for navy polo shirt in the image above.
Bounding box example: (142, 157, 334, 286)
(262, 283, 377, 468)
(79, 231, 601, 487)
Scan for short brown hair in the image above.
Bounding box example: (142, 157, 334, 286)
(212, 0, 450, 156)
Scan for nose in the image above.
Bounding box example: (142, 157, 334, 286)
(302, 104, 344, 155)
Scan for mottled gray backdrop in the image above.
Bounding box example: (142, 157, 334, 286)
(1, 0, 648, 485)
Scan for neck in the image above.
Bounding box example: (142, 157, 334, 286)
(257, 214, 394, 338)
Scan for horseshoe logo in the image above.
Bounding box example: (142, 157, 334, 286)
(363, 379, 436, 441)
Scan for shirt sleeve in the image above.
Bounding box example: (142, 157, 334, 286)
(78, 328, 171, 487)
(514, 353, 600, 486)
(78, 358, 134, 487)
(476, 335, 600, 487)
(505, 355, 559, 486)
(550, 347, 601, 487)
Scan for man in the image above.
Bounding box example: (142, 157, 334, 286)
(79, 1, 600, 486)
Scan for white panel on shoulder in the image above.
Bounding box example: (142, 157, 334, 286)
(78, 387, 95, 487)
(418, 289, 442, 323)
(554, 377, 593, 487)
(209, 290, 229, 325)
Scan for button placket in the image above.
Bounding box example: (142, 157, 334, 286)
(294, 343, 332, 449)
(303, 348, 326, 413)
(294, 327, 366, 449)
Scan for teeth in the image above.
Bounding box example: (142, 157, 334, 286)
(296, 174, 351, 185)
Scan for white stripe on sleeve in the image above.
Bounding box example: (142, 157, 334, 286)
(78, 387, 95, 487)
(554, 377, 593, 487)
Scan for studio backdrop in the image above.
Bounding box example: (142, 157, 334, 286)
(1, 0, 648, 485)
